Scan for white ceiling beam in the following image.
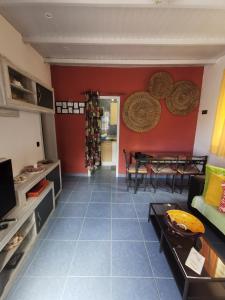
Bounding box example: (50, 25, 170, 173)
(44, 57, 217, 66)
(23, 36, 225, 46)
(2, 0, 225, 9)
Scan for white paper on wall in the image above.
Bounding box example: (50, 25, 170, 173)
(57, 107, 62, 113)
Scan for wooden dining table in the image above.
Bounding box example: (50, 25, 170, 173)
(129, 151, 207, 193)
(130, 151, 193, 164)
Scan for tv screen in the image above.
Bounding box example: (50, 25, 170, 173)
(0, 159, 16, 219)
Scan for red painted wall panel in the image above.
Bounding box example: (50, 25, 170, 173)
(51, 66, 204, 174)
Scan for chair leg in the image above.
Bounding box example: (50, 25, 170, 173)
(134, 172, 138, 194)
(127, 173, 131, 191)
(187, 175, 191, 185)
(144, 174, 147, 191)
(180, 174, 184, 194)
(171, 175, 176, 193)
(149, 173, 152, 190)
(154, 174, 158, 193)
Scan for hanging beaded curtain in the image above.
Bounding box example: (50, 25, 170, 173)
(85, 91, 103, 172)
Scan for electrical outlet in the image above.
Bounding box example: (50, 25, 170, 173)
(202, 110, 208, 115)
(36, 141, 40, 147)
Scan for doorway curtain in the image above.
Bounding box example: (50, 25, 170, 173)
(85, 90, 103, 173)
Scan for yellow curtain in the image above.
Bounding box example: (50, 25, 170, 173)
(210, 70, 225, 157)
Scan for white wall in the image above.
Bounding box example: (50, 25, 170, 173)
(0, 15, 51, 86)
(0, 15, 51, 175)
(193, 55, 225, 167)
(0, 112, 44, 174)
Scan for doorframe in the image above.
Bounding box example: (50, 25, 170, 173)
(100, 96, 120, 177)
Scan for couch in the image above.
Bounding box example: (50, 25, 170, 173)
(188, 175, 225, 240)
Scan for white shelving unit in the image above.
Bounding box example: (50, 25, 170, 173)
(0, 160, 62, 299)
(15, 161, 62, 205)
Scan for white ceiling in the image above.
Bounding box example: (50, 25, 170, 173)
(1, 0, 225, 66)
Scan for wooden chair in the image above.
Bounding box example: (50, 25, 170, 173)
(123, 149, 148, 192)
(150, 156, 178, 193)
(177, 155, 208, 193)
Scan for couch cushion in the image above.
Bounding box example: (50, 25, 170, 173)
(203, 164, 225, 196)
(204, 173, 225, 206)
(219, 183, 225, 213)
(192, 196, 225, 235)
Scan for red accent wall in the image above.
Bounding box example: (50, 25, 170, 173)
(51, 66, 204, 174)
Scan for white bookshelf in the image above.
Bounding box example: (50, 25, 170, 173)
(0, 160, 62, 299)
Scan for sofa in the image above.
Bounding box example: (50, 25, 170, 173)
(188, 171, 225, 240)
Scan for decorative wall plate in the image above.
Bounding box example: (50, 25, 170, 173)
(123, 91, 161, 132)
(148, 72, 174, 100)
(166, 81, 200, 115)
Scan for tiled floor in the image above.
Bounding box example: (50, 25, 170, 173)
(6, 167, 225, 300)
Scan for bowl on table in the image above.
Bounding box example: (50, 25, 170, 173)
(164, 209, 205, 238)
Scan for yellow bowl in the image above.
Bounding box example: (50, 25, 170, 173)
(166, 209, 205, 234)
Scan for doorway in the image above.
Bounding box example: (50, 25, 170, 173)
(99, 96, 120, 177)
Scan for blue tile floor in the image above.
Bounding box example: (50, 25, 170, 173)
(6, 167, 225, 300)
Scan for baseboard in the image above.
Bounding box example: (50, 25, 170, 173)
(63, 173, 88, 177)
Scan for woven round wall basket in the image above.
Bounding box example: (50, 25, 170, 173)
(148, 72, 174, 100)
(166, 81, 200, 115)
(123, 91, 161, 132)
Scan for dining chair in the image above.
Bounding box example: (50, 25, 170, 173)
(123, 149, 148, 192)
(150, 156, 178, 193)
(177, 155, 208, 193)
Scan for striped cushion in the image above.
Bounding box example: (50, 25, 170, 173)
(128, 164, 147, 174)
(151, 164, 177, 174)
(177, 165, 199, 175)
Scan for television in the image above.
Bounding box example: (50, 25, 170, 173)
(0, 159, 16, 219)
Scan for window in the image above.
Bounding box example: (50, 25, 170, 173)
(210, 70, 225, 157)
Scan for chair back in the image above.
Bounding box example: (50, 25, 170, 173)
(123, 149, 130, 169)
(154, 155, 178, 172)
(191, 155, 208, 174)
(181, 155, 208, 174)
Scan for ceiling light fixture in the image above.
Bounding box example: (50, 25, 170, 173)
(44, 12, 53, 19)
(153, 0, 168, 4)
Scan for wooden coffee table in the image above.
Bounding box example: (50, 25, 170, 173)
(148, 203, 225, 300)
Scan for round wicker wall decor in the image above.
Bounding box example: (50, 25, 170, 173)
(166, 81, 200, 115)
(148, 72, 174, 100)
(123, 92, 161, 132)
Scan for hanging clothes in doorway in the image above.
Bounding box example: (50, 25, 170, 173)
(85, 91, 103, 173)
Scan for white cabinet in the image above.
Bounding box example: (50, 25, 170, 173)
(0, 56, 54, 114)
(0, 161, 62, 299)
(0, 183, 54, 299)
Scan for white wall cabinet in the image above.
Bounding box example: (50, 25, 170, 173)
(0, 56, 54, 114)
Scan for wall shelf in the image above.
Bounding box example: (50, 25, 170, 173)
(0, 55, 55, 114)
(10, 83, 34, 95)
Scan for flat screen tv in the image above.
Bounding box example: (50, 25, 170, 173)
(0, 159, 16, 219)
